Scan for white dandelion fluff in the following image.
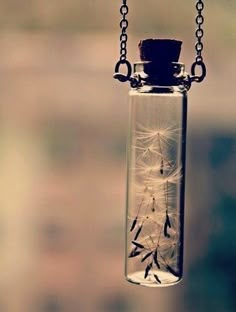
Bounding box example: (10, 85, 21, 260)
(128, 119, 184, 282)
(135, 123, 181, 147)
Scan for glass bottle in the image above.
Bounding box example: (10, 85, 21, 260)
(125, 39, 188, 287)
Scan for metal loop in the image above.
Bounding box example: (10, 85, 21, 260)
(191, 61, 206, 83)
(196, 55, 203, 63)
(120, 33, 128, 42)
(120, 48, 127, 56)
(196, 28, 204, 38)
(196, 15, 204, 25)
(120, 41, 127, 49)
(196, 1, 204, 11)
(195, 41, 203, 52)
(120, 4, 128, 15)
(120, 19, 128, 29)
(114, 59, 132, 82)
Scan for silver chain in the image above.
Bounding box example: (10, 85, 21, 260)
(191, 0, 206, 83)
(113, 0, 132, 83)
(119, 0, 129, 62)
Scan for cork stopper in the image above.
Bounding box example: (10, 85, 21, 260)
(139, 39, 182, 64)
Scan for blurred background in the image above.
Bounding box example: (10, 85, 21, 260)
(0, 0, 235, 311)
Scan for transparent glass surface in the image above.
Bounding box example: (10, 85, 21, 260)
(126, 86, 187, 287)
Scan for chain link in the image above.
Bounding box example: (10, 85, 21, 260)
(120, 0, 129, 61)
(191, 0, 206, 83)
(114, 0, 133, 83)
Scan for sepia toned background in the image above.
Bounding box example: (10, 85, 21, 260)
(0, 1, 235, 311)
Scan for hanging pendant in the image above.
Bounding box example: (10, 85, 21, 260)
(113, 0, 206, 288)
(125, 39, 188, 287)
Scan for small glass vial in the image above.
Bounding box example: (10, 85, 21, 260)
(125, 39, 188, 287)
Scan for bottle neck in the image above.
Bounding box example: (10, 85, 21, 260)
(134, 62, 186, 87)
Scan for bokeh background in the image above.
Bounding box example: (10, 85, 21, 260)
(0, 1, 235, 311)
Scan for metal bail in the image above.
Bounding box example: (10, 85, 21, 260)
(113, 59, 132, 83)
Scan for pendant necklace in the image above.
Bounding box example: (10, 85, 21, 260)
(113, 1, 206, 287)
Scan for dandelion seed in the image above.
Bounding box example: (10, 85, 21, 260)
(154, 274, 162, 284)
(135, 184, 168, 211)
(135, 143, 163, 161)
(134, 159, 162, 175)
(151, 197, 156, 212)
(145, 167, 182, 186)
(164, 217, 171, 238)
(165, 167, 182, 184)
(160, 159, 164, 175)
(134, 225, 143, 240)
(136, 123, 181, 147)
(141, 251, 153, 262)
(134, 142, 173, 168)
(166, 213, 171, 228)
(135, 182, 165, 199)
(153, 249, 161, 269)
(129, 248, 142, 258)
(132, 241, 145, 249)
(144, 262, 153, 279)
(130, 217, 138, 232)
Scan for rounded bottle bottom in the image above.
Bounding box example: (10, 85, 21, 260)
(126, 270, 182, 288)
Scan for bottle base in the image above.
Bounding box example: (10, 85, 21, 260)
(126, 270, 182, 288)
